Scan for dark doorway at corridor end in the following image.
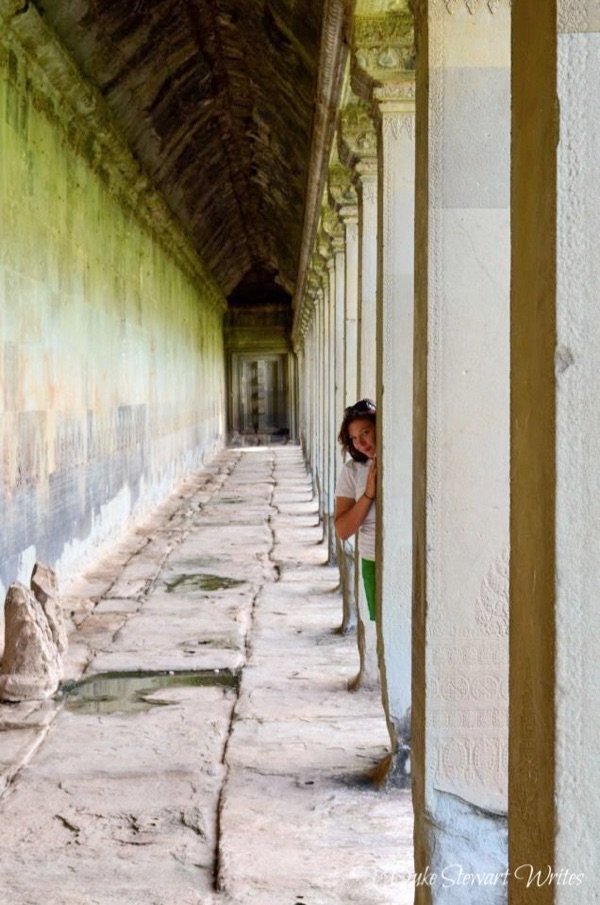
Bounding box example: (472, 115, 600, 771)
(225, 267, 296, 445)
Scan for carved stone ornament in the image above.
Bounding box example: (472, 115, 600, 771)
(339, 103, 378, 167)
(316, 231, 332, 261)
(353, 11, 415, 80)
(381, 111, 415, 141)
(328, 162, 358, 209)
(308, 252, 326, 281)
(374, 79, 415, 101)
(475, 547, 509, 638)
(321, 206, 344, 241)
(444, 0, 511, 13)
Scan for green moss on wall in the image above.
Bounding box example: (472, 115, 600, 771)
(0, 22, 227, 593)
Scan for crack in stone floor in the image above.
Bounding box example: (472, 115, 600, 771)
(0, 447, 413, 905)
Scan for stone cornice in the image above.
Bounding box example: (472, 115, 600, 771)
(0, 0, 226, 314)
(292, 0, 348, 344)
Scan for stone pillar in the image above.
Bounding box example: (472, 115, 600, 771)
(353, 7, 416, 779)
(296, 343, 306, 451)
(326, 253, 338, 562)
(371, 80, 415, 778)
(313, 268, 330, 547)
(326, 214, 358, 631)
(329, 163, 360, 634)
(339, 101, 378, 400)
(342, 207, 359, 408)
(511, 4, 600, 903)
(332, 235, 346, 447)
(356, 162, 378, 401)
(308, 277, 325, 513)
(306, 313, 317, 474)
(412, 0, 511, 896)
(339, 101, 380, 688)
(316, 259, 331, 554)
(329, 161, 360, 409)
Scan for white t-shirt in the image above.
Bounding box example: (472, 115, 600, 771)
(335, 459, 376, 560)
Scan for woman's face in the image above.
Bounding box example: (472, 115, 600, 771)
(349, 418, 376, 459)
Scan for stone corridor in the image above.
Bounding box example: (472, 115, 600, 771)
(0, 447, 413, 905)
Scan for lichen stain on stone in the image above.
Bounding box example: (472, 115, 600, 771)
(165, 574, 246, 593)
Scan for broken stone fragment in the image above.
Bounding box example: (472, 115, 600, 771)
(0, 581, 63, 702)
(31, 562, 68, 654)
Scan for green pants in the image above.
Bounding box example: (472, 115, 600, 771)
(361, 558, 376, 622)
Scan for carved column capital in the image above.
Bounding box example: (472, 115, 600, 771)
(338, 101, 378, 178)
(328, 161, 357, 206)
(308, 254, 327, 291)
(373, 77, 416, 143)
(328, 161, 358, 215)
(351, 10, 415, 102)
(321, 198, 345, 245)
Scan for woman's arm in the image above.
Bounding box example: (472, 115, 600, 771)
(335, 456, 377, 541)
(335, 493, 375, 541)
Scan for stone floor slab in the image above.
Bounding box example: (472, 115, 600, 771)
(0, 447, 413, 905)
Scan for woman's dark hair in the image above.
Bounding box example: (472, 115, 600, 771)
(338, 399, 376, 463)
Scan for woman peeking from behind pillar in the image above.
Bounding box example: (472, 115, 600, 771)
(334, 399, 377, 621)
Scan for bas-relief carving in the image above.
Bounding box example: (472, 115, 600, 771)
(352, 11, 415, 89)
(475, 545, 509, 637)
(428, 547, 509, 811)
(431, 637, 508, 811)
(381, 111, 415, 141)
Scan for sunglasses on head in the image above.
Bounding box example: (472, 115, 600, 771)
(344, 399, 376, 417)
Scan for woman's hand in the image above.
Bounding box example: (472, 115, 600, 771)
(365, 455, 377, 500)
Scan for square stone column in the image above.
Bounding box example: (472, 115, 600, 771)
(370, 82, 416, 777)
(356, 163, 378, 401)
(341, 207, 359, 407)
(326, 255, 338, 562)
(339, 101, 380, 688)
(511, 4, 600, 903)
(413, 0, 511, 897)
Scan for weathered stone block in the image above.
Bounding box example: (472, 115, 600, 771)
(31, 562, 68, 655)
(0, 581, 63, 702)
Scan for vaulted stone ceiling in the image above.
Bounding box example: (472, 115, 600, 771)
(37, 0, 324, 299)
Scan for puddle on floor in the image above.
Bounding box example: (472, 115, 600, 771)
(58, 669, 239, 715)
(165, 573, 246, 593)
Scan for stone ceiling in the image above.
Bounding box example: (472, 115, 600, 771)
(37, 0, 324, 300)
